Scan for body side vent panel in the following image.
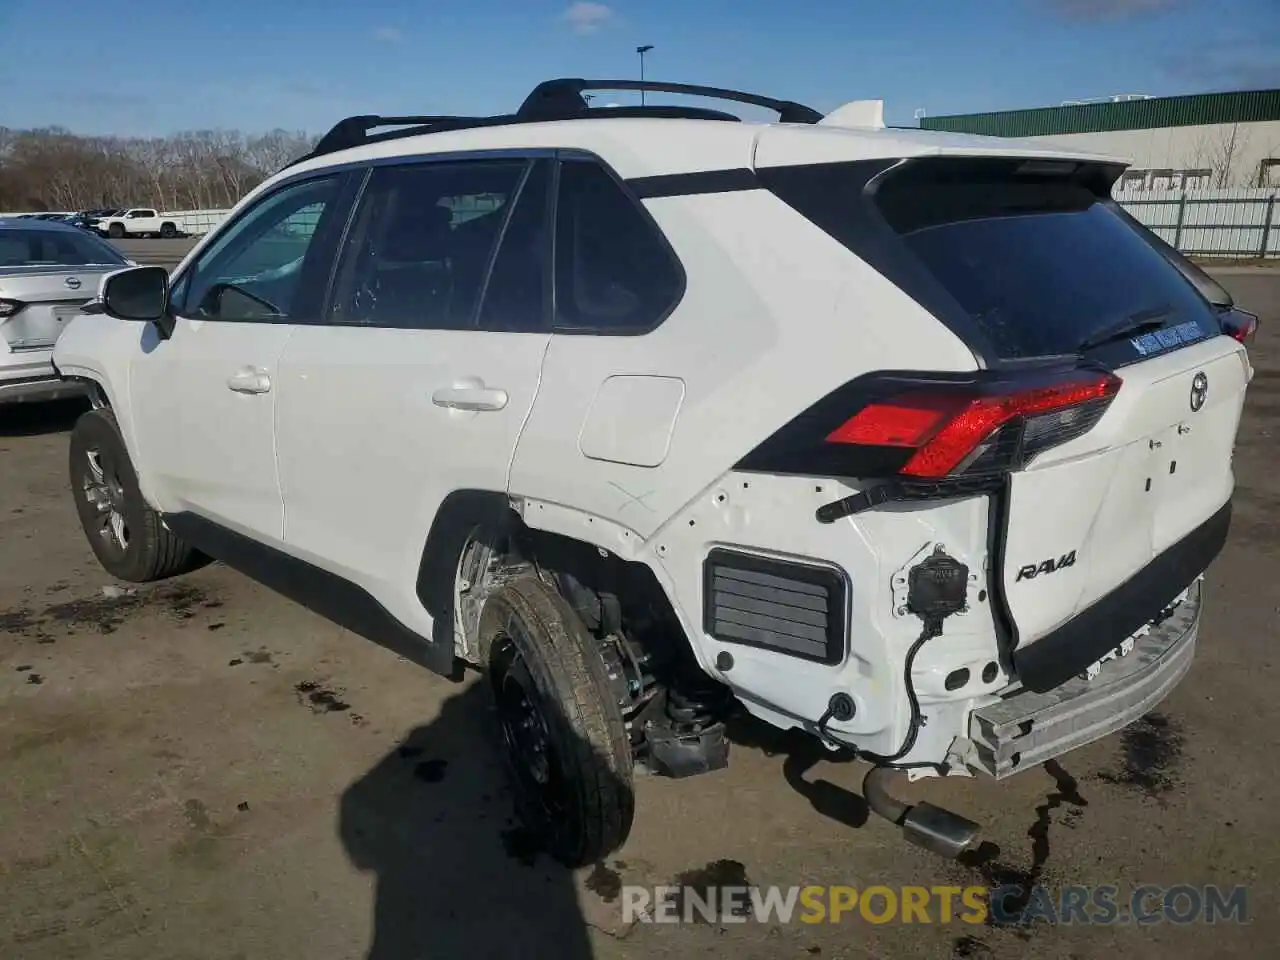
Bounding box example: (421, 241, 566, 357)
(703, 548, 847, 664)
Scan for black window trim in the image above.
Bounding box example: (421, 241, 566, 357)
(168, 169, 363, 324)
(169, 144, 689, 336)
(549, 147, 688, 337)
(169, 146, 559, 293)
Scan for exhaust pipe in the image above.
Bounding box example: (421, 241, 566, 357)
(862, 766, 981, 859)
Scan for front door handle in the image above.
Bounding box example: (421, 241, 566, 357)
(432, 381, 508, 412)
(227, 367, 272, 395)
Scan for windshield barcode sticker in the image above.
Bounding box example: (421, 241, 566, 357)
(1130, 321, 1206, 356)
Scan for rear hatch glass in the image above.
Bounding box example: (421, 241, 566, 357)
(763, 157, 1220, 365)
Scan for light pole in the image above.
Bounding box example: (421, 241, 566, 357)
(636, 45, 654, 105)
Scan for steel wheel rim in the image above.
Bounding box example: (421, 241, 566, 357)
(490, 632, 568, 824)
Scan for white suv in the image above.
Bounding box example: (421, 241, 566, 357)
(53, 79, 1256, 866)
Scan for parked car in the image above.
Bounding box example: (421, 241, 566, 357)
(0, 218, 131, 404)
(95, 208, 181, 239)
(52, 78, 1252, 866)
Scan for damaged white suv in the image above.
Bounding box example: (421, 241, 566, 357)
(53, 79, 1257, 865)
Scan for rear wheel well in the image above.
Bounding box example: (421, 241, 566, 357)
(416, 493, 735, 774)
(414, 493, 714, 691)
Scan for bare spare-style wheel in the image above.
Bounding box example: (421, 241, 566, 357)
(480, 576, 634, 867)
(69, 409, 198, 582)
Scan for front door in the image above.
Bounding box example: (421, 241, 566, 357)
(275, 156, 554, 636)
(129, 172, 355, 542)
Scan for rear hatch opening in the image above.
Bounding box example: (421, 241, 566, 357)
(756, 154, 1246, 687)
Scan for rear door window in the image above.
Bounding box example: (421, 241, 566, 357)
(327, 159, 526, 329)
(476, 159, 552, 333)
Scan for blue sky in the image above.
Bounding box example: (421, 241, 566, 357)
(1, 0, 1276, 136)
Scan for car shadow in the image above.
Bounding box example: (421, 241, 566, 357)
(726, 712, 870, 829)
(0, 397, 89, 437)
(338, 680, 611, 960)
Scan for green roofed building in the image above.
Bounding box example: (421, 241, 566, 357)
(919, 89, 1280, 191)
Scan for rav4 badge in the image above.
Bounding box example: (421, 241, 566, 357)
(1015, 550, 1077, 582)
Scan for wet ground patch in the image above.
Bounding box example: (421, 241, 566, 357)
(1094, 712, 1185, 799)
(944, 760, 1090, 936)
(0, 583, 220, 639)
(663, 859, 753, 923)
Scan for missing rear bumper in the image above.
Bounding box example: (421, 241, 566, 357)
(969, 580, 1201, 779)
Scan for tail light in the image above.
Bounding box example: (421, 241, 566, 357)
(829, 373, 1121, 479)
(736, 369, 1122, 483)
(1220, 308, 1258, 346)
(0, 298, 26, 318)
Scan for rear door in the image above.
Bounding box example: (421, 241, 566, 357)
(274, 154, 553, 635)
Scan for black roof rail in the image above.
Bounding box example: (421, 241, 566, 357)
(297, 114, 484, 164)
(517, 78, 824, 124)
(287, 79, 822, 169)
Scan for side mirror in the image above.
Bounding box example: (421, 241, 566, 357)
(100, 266, 170, 322)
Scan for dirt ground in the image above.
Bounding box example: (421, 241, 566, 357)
(1, 266, 1277, 959)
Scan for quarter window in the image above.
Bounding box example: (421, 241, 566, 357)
(328, 160, 527, 329)
(553, 160, 683, 333)
(178, 176, 342, 322)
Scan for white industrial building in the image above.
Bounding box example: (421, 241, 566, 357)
(920, 89, 1280, 191)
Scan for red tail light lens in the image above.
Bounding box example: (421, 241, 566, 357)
(1221, 308, 1258, 345)
(826, 373, 1122, 479)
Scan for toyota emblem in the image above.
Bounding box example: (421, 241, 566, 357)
(1189, 372, 1208, 412)
(64, 276, 82, 290)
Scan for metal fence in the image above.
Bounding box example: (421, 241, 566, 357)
(1113, 187, 1279, 259)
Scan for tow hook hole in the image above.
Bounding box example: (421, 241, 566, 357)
(688, 519, 696, 527)
(944, 668, 970, 691)
(742, 481, 750, 489)
(715, 493, 726, 504)
(981, 661, 998, 684)
(1017, 720, 1034, 737)
(815, 485, 824, 494)
(977, 589, 987, 603)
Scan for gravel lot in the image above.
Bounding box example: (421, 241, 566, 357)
(1, 258, 1277, 959)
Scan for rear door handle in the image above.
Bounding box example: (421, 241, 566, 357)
(227, 367, 272, 395)
(432, 381, 508, 412)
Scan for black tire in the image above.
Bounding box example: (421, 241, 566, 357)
(69, 409, 197, 583)
(159, 222, 177, 238)
(107, 222, 124, 239)
(480, 576, 634, 867)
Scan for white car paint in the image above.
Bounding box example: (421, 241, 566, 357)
(95, 208, 178, 238)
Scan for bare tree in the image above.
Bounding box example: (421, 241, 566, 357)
(1188, 123, 1254, 188)
(0, 125, 317, 212)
